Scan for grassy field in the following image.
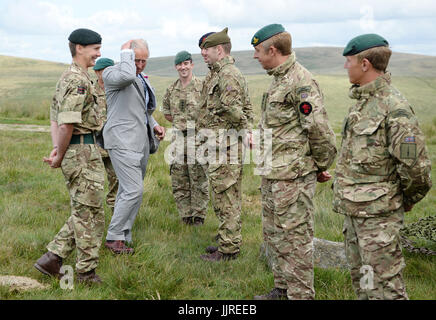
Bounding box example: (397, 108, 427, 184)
(0, 53, 435, 300)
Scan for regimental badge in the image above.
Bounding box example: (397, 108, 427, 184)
(77, 86, 86, 94)
(179, 99, 186, 112)
(252, 37, 259, 45)
(400, 143, 417, 159)
(299, 102, 313, 115)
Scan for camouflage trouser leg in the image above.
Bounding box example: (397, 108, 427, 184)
(261, 173, 316, 300)
(47, 145, 105, 274)
(170, 163, 192, 219)
(343, 209, 408, 300)
(188, 162, 209, 219)
(209, 163, 243, 255)
(102, 154, 119, 210)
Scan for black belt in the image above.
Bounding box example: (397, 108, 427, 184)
(70, 133, 95, 145)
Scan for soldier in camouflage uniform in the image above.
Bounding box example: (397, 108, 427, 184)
(197, 28, 254, 261)
(333, 34, 432, 300)
(162, 51, 209, 226)
(251, 24, 337, 300)
(34, 28, 105, 284)
(93, 58, 119, 212)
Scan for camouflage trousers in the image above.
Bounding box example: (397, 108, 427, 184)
(47, 144, 105, 274)
(208, 163, 243, 255)
(343, 209, 408, 300)
(98, 146, 119, 210)
(170, 162, 209, 220)
(261, 172, 316, 300)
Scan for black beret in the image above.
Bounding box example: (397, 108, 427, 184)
(68, 28, 102, 45)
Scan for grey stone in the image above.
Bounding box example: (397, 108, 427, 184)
(260, 238, 349, 270)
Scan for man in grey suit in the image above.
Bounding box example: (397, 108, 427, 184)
(102, 39, 165, 254)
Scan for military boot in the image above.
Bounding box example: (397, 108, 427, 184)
(34, 251, 63, 278)
(193, 217, 204, 226)
(77, 269, 102, 285)
(205, 246, 218, 253)
(200, 250, 238, 262)
(182, 217, 193, 225)
(253, 288, 288, 300)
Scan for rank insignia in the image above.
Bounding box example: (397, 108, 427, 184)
(77, 86, 86, 94)
(299, 102, 313, 115)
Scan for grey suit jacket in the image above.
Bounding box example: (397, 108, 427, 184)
(102, 50, 159, 153)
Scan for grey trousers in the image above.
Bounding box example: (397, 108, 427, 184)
(106, 143, 149, 242)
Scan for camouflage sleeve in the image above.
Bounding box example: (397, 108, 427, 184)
(57, 76, 87, 126)
(162, 87, 171, 116)
(216, 74, 247, 128)
(387, 107, 432, 207)
(50, 94, 58, 122)
(294, 79, 337, 171)
(242, 84, 254, 130)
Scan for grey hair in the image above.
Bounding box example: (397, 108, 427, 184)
(131, 39, 149, 54)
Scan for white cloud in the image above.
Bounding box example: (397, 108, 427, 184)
(0, 0, 435, 62)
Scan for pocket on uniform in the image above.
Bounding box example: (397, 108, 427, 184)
(74, 168, 104, 208)
(265, 92, 295, 127)
(208, 164, 240, 194)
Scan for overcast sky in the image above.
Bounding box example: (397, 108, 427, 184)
(0, 0, 435, 63)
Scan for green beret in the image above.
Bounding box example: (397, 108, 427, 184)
(201, 27, 230, 49)
(68, 28, 102, 45)
(174, 51, 192, 65)
(93, 58, 114, 71)
(251, 24, 285, 46)
(343, 34, 389, 56)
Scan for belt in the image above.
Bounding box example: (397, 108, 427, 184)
(70, 133, 95, 145)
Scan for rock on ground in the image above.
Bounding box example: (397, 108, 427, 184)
(0, 275, 48, 292)
(260, 238, 349, 270)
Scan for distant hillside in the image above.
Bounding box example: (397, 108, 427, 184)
(2, 47, 436, 80)
(146, 47, 436, 78)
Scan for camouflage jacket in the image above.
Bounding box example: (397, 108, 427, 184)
(258, 52, 337, 180)
(50, 62, 102, 135)
(94, 80, 108, 124)
(162, 75, 203, 131)
(333, 73, 432, 218)
(197, 55, 254, 132)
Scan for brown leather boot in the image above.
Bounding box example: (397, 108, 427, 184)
(182, 217, 193, 225)
(77, 269, 102, 285)
(200, 250, 238, 262)
(105, 240, 134, 255)
(205, 246, 218, 254)
(253, 288, 288, 300)
(34, 251, 63, 278)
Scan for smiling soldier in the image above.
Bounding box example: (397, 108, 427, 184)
(162, 51, 209, 226)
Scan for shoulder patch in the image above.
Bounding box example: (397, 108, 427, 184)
(296, 86, 311, 95)
(77, 86, 86, 95)
(299, 102, 313, 116)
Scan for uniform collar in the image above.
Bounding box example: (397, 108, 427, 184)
(211, 55, 235, 72)
(175, 75, 197, 90)
(349, 72, 392, 100)
(267, 51, 296, 77)
(71, 62, 91, 81)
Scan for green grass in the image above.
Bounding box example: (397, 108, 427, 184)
(0, 53, 435, 300)
(0, 126, 435, 300)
